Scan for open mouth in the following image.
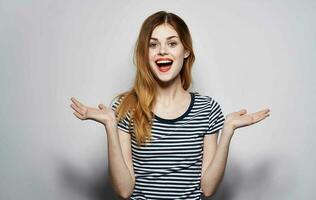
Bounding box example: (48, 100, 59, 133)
(155, 59, 173, 72)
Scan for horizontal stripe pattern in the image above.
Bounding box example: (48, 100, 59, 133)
(111, 92, 225, 199)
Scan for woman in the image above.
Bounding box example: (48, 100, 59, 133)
(70, 11, 270, 200)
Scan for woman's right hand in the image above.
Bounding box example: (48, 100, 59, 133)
(70, 97, 117, 128)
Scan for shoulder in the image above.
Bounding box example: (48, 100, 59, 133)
(192, 91, 222, 109)
(110, 92, 133, 121)
(110, 91, 130, 110)
(110, 94, 124, 110)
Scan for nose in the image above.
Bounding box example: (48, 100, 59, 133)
(158, 44, 168, 55)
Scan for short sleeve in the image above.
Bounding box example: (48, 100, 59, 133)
(205, 98, 225, 135)
(110, 96, 131, 134)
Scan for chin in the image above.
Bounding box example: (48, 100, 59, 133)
(156, 74, 179, 85)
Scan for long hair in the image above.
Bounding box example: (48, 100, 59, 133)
(112, 11, 195, 146)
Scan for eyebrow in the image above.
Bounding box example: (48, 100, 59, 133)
(150, 36, 178, 41)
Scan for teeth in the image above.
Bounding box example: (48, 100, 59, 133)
(156, 60, 172, 64)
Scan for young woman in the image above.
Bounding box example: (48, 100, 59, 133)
(70, 11, 270, 200)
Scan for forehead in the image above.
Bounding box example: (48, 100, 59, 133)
(150, 23, 179, 39)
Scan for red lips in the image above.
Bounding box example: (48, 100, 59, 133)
(155, 58, 173, 62)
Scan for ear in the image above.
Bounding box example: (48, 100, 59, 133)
(184, 50, 190, 58)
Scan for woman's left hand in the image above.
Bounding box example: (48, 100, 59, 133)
(224, 108, 270, 133)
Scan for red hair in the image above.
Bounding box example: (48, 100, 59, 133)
(113, 11, 195, 145)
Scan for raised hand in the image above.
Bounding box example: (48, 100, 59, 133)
(70, 97, 116, 127)
(224, 108, 270, 133)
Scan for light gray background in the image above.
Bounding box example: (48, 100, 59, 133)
(1, 0, 315, 199)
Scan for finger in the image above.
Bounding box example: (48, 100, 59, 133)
(261, 108, 270, 115)
(239, 109, 247, 115)
(98, 104, 106, 110)
(252, 112, 270, 123)
(252, 108, 270, 117)
(70, 104, 85, 116)
(73, 111, 85, 120)
(71, 97, 86, 109)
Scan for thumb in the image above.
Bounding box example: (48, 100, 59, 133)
(239, 109, 247, 115)
(98, 104, 106, 110)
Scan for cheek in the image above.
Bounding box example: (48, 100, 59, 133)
(148, 55, 154, 65)
(148, 50, 156, 61)
(148, 52, 157, 69)
(171, 47, 185, 58)
(173, 50, 185, 62)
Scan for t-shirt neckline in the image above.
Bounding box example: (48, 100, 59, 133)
(153, 92, 195, 123)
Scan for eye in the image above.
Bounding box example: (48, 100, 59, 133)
(169, 42, 178, 47)
(149, 42, 158, 48)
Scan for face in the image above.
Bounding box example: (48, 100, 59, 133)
(148, 23, 190, 84)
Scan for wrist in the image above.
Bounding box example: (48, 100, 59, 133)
(222, 125, 234, 136)
(104, 119, 117, 130)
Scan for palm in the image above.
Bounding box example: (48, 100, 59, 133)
(70, 97, 116, 125)
(225, 108, 270, 130)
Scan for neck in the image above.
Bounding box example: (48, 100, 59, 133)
(155, 75, 187, 105)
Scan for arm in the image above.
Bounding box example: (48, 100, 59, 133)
(69, 97, 135, 199)
(201, 108, 270, 197)
(200, 126, 233, 197)
(106, 122, 135, 199)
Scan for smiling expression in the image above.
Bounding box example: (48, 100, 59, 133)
(148, 23, 190, 84)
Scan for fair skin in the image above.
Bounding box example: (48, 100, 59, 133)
(70, 24, 270, 199)
(148, 23, 191, 118)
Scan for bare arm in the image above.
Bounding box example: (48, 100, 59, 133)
(201, 108, 270, 197)
(70, 97, 135, 199)
(106, 123, 135, 199)
(200, 127, 233, 197)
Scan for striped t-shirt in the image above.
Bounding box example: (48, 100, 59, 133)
(110, 91, 225, 200)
